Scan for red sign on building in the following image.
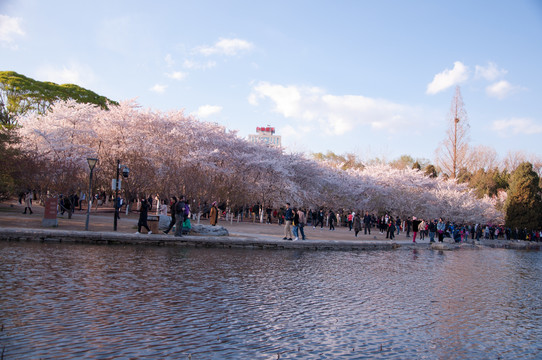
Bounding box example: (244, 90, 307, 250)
(256, 126, 275, 134)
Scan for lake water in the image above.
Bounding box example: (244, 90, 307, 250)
(0, 242, 541, 359)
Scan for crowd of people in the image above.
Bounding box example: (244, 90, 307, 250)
(244, 203, 542, 243)
(14, 190, 542, 242)
(124, 198, 542, 243)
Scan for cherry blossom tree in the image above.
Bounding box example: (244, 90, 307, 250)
(17, 99, 502, 224)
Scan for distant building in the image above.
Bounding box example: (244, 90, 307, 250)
(248, 126, 281, 147)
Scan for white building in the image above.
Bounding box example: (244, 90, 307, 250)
(248, 126, 281, 147)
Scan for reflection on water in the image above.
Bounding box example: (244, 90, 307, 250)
(0, 243, 541, 359)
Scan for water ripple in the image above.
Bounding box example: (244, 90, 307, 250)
(0, 243, 541, 359)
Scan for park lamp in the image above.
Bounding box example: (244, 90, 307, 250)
(85, 157, 98, 231)
(87, 158, 98, 171)
(114, 160, 129, 231)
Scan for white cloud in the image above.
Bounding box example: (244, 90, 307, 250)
(0, 14, 25, 47)
(165, 54, 175, 67)
(475, 62, 507, 81)
(35, 63, 95, 86)
(183, 59, 216, 70)
(250, 82, 428, 136)
(150, 84, 167, 93)
(486, 80, 517, 99)
(249, 82, 305, 118)
(426, 61, 469, 95)
(196, 38, 253, 56)
(194, 105, 223, 118)
(492, 117, 542, 136)
(166, 71, 187, 80)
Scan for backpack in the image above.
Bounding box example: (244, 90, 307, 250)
(175, 201, 185, 215)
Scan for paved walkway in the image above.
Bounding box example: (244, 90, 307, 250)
(1, 200, 539, 251)
(0, 200, 432, 243)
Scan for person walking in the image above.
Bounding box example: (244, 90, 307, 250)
(292, 208, 299, 240)
(252, 203, 260, 223)
(154, 194, 161, 215)
(363, 211, 371, 235)
(419, 218, 426, 240)
(428, 219, 436, 243)
(476, 223, 482, 241)
(297, 208, 306, 240)
(71, 193, 78, 214)
(353, 212, 362, 237)
(174, 196, 186, 237)
(388, 218, 396, 240)
(283, 202, 293, 240)
(78, 191, 85, 211)
(158, 199, 168, 215)
(135, 198, 151, 234)
(163, 196, 177, 234)
(209, 201, 219, 226)
(266, 206, 272, 224)
(328, 210, 335, 231)
(314, 209, 324, 229)
(437, 218, 445, 242)
(147, 195, 153, 212)
(114, 195, 122, 220)
(63, 195, 73, 219)
(406, 217, 412, 238)
(412, 216, 421, 243)
(22, 191, 33, 214)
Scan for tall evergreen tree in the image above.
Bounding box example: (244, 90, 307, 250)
(424, 164, 438, 178)
(0, 127, 22, 199)
(504, 162, 542, 230)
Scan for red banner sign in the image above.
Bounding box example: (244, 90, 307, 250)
(43, 197, 58, 219)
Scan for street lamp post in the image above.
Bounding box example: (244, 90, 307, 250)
(114, 160, 129, 231)
(85, 158, 98, 231)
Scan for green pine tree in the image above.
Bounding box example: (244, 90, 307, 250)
(504, 162, 542, 230)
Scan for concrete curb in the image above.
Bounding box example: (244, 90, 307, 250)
(0, 227, 412, 251)
(0, 227, 539, 251)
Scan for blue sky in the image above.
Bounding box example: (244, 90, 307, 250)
(1, 0, 541, 163)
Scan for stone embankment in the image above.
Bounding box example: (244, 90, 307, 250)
(0, 227, 404, 251)
(0, 227, 539, 252)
